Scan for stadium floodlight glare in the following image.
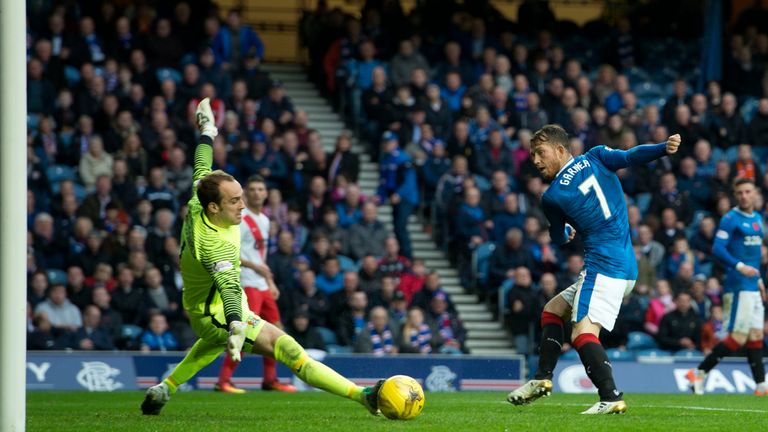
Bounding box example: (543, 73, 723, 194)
(0, 0, 28, 430)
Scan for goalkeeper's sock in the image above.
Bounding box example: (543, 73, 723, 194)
(574, 333, 621, 402)
(699, 336, 740, 372)
(164, 338, 223, 394)
(274, 334, 363, 402)
(534, 311, 564, 380)
(218, 353, 240, 385)
(747, 340, 765, 384)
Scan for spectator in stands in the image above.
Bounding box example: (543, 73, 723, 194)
(690, 275, 712, 319)
(259, 80, 295, 129)
(316, 257, 344, 295)
(377, 131, 418, 259)
(335, 290, 368, 347)
(31, 212, 68, 271)
(140, 267, 182, 326)
(398, 307, 435, 354)
(28, 312, 58, 350)
(732, 143, 762, 182)
(712, 93, 746, 150)
(644, 279, 675, 335)
(220, 8, 265, 68)
(292, 269, 330, 328)
(390, 39, 430, 87)
(429, 291, 466, 354)
(328, 271, 361, 317)
(143, 167, 176, 213)
(506, 266, 536, 355)
(378, 237, 411, 278)
(677, 157, 712, 211)
(346, 201, 388, 260)
(354, 306, 399, 356)
(700, 304, 725, 355)
(91, 286, 122, 343)
(111, 265, 143, 325)
(34, 284, 82, 336)
(665, 237, 699, 279)
(68, 304, 114, 351)
(28, 271, 50, 308)
(412, 271, 454, 313)
(398, 259, 427, 305)
(289, 310, 326, 352)
(748, 98, 768, 145)
(488, 227, 535, 292)
(268, 230, 297, 292)
(140, 312, 178, 352)
(658, 291, 701, 352)
(66, 265, 91, 310)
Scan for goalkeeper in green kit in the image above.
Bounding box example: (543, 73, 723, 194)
(141, 99, 382, 415)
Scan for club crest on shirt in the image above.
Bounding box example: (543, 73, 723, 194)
(753, 222, 760, 232)
(212, 261, 233, 273)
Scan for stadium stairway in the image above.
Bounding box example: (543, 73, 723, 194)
(262, 64, 516, 356)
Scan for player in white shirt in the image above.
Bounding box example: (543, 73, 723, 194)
(215, 175, 297, 393)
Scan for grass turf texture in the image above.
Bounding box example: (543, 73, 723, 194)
(28, 391, 768, 431)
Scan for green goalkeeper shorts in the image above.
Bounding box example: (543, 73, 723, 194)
(188, 309, 266, 351)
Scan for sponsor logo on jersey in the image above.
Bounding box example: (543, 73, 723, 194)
(212, 261, 233, 273)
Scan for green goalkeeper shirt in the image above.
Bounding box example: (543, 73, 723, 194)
(179, 138, 244, 327)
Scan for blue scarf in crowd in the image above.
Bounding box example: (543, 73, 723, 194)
(408, 324, 433, 354)
(368, 322, 394, 356)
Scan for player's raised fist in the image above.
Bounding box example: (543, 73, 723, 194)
(666, 134, 681, 154)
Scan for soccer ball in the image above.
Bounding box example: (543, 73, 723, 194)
(377, 375, 425, 420)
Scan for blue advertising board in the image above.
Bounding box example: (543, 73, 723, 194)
(553, 358, 768, 394)
(27, 351, 524, 392)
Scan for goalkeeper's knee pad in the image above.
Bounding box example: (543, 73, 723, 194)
(274, 335, 308, 371)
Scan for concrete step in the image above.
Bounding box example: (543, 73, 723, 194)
(284, 88, 320, 98)
(440, 276, 461, 286)
(441, 286, 463, 295)
(296, 103, 334, 113)
(410, 232, 432, 242)
(423, 259, 451, 269)
(360, 163, 377, 171)
(455, 303, 489, 313)
(281, 81, 316, 90)
(459, 310, 493, 321)
(465, 339, 512, 349)
(292, 97, 329, 106)
(413, 250, 445, 260)
(465, 321, 504, 331)
(468, 348, 518, 357)
(451, 293, 479, 304)
(359, 171, 378, 181)
(468, 329, 508, 339)
(262, 64, 304, 73)
(434, 267, 459, 277)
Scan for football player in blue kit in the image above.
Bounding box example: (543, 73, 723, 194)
(687, 178, 767, 396)
(507, 124, 680, 414)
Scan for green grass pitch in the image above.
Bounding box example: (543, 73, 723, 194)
(27, 391, 768, 431)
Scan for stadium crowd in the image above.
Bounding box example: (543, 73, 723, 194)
(24, 0, 768, 359)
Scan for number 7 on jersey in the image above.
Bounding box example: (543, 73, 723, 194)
(578, 174, 612, 219)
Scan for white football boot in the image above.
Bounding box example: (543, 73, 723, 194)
(754, 381, 767, 396)
(141, 382, 171, 415)
(195, 97, 218, 138)
(686, 369, 706, 395)
(506, 379, 553, 405)
(581, 399, 628, 415)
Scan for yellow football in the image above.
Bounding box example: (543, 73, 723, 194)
(377, 375, 425, 420)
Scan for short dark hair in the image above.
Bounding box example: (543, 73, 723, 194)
(246, 174, 266, 187)
(197, 170, 236, 212)
(531, 124, 570, 151)
(733, 177, 755, 190)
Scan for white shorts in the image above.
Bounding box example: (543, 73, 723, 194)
(558, 270, 635, 332)
(723, 291, 765, 334)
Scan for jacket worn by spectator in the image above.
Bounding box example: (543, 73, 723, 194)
(377, 149, 419, 205)
(657, 307, 701, 351)
(346, 219, 389, 260)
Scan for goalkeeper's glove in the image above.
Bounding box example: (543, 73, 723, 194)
(227, 321, 247, 362)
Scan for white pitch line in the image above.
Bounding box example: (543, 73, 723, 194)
(551, 402, 768, 414)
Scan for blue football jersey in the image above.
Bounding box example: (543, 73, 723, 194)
(713, 208, 764, 293)
(542, 146, 642, 280)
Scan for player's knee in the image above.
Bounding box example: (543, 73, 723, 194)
(274, 334, 307, 370)
(748, 328, 763, 342)
(729, 332, 748, 346)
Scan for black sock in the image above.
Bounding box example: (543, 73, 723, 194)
(748, 348, 765, 384)
(698, 337, 739, 373)
(574, 334, 620, 402)
(534, 312, 564, 380)
(535, 323, 563, 380)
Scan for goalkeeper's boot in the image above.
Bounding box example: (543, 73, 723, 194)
(213, 381, 246, 394)
(262, 380, 298, 393)
(581, 398, 628, 415)
(195, 97, 218, 137)
(755, 382, 767, 396)
(686, 369, 706, 395)
(506, 379, 553, 405)
(361, 379, 385, 415)
(141, 382, 171, 415)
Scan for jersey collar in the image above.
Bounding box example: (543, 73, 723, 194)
(732, 206, 755, 218)
(555, 157, 576, 179)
